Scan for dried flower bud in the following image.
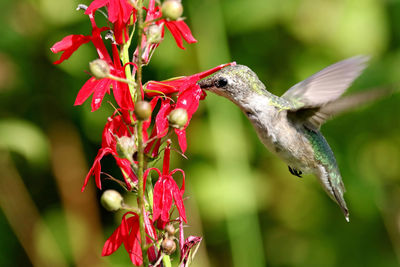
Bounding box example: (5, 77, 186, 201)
(161, 0, 183, 21)
(168, 108, 188, 129)
(116, 135, 136, 159)
(89, 59, 110, 79)
(165, 224, 175, 237)
(146, 24, 163, 44)
(101, 190, 123, 211)
(135, 101, 152, 120)
(161, 238, 176, 255)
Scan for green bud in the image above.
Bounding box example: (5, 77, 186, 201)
(146, 24, 163, 44)
(161, 0, 183, 21)
(89, 59, 110, 79)
(161, 238, 176, 255)
(168, 108, 188, 129)
(101, 190, 123, 211)
(135, 101, 152, 121)
(116, 135, 136, 160)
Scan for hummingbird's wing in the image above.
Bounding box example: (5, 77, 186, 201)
(282, 56, 369, 109)
(291, 87, 393, 129)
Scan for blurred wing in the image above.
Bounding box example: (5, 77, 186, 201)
(282, 56, 369, 109)
(290, 87, 393, 129)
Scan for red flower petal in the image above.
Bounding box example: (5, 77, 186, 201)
(171, 20, 197, 43)
(127, 220, 142, 265)
(115, 157, 135, 190)
(170, 168, 185, 194)
(143, 167, 161, 195)
(85, 0, 109, 15)
(152, 178, 164, 221)
(74, 77, 98, 106)
(175, 129, 187, 154)
(112, 80, 134, 110)
(161, 179, 174, 222)
(171, 177, 187, 222)
(155, 100, 172, 137)
(165, 20, 197, 50)
(176, 86, 202, 123)
(113, 19, 130, 44)
(162, 140, 171, 175)
(81, 147, 113, 191)
(51, 34, 91, 64)
(102, 220, 124, 256)
(91, 78, 112, 111)
(165, 21, 184, 49)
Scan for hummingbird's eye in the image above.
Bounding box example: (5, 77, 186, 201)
(214, 77, 228, 88)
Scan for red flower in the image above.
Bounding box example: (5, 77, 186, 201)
(144, 140, 186, 223)
(74, 44, 134, 111)
(102, 211, 157, 265)
(86, 0, 136, 44)
(50, 34, 91, 64)
(82, 102, 160, 191)
(81, 109, 137, 192)
(145, 62, 235, 152)
(51, 12, 134, 111)
(135, 0, 196, 63)
(164, 20, 197, 50)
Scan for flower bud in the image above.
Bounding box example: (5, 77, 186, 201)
(165, 224, 175, 237)
(135, 101, 152, 121)
(89, 59, 110, 79)
(161, 0, 183, 21)
(161, 238, 176, 255)
(168, 108, 188, 130)
(116, 135, 136, 159)
(101, 190, 123, 211)
(146, 24, 163, 44)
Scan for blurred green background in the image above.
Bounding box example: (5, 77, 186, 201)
(1, 0, 400, 266)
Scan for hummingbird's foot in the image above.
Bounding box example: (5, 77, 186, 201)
(288, 166, 302, 178)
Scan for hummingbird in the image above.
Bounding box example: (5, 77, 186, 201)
(198, 56, 391, 221)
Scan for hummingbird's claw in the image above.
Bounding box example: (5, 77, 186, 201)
(288, 166, 302, 178)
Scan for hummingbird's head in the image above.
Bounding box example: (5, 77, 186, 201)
(198, 64, 267, 103)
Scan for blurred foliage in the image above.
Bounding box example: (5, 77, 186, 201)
(1, 0, 400, 266)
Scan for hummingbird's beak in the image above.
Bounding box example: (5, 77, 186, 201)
(198, 77, 214, 90)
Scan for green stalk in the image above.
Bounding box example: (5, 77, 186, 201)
(135, 0, 148, 266)
(137, 120, 147, 267)
(162, 255, 172, 267)
(121, 19, 136, 101)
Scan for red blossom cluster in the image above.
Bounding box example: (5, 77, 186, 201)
(51, 0, 233, 265)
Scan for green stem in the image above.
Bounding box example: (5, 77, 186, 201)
(109, 74, 137, 86)
(162, 255, 172, 267)
(135, 1, 148, 266)
(136, 3, 144, 100)
(137, 121, 148, 267)
(120, 19, 136, 101)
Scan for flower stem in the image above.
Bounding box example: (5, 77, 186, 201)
(121, 19, 136, 101)
(136, 3, 145, 100)
(135, 0, 148, 266)
(137, 120, 148, 266)
(162, 255, 172, 267)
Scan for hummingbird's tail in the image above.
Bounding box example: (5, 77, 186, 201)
(316, 166, 350, 222)
(332, 182, 350, 222)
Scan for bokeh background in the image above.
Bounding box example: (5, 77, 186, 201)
(1, 0, 400, 266)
